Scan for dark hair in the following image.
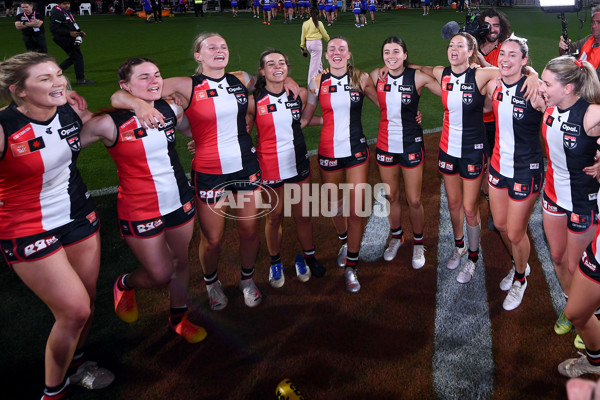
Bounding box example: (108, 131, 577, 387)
(117, 57, 158, 83)
(381, 36, 409, 68)
(479, 9, 511, 44)
(310, 7, 319, 28)
(254, 49, 290, 97)
(20, 0, 34, 6)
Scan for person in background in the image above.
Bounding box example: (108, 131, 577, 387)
(194, 0, 204, 16)
(151, 0, 163, 22)
(0, 52, 113, 400)
(49, 0, 95, 84)
(81, 57, 207, 344)
(559, 5, 600, 79)
(14, 0, 47, 53)
(142, 0, 153, 22)
(477, 8, 512, 233)
(300, 7, 329, 84)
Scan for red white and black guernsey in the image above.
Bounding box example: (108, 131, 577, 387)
(107, 99, 193, 221)
(376, 67, 423, 154)
(491, 75, 543, 178)
(0, 103, 92, 239)
(542, 97, 599, 213)
(186, 72, 256, 175)
(253, 89, 309, 182)
(317, 72, 367, 158)
(440, 66, 486, 158)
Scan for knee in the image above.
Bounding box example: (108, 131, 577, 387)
(406, 195, 421, 210)
(506, 228, 525, 246)
(550, 249, 566, 267)
(63, 302, 92, 331)
(267, 210, 284, 228)
(463, 205, 479, 222)
(565, 306, 587, 327)
(202, 236, 221, 253)
(386, 190, 401, 205)
(148, 266, 173, 286)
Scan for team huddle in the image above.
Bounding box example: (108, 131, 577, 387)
(3, 5, 600, 398)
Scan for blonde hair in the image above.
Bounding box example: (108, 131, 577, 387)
(0, 52, 58, 106)
(544, 55, 600, 104)
(450, 32, 479, 65)
(327, 36, 363, 90)
(192, 32, 225, 75)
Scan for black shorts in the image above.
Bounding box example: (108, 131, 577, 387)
(542, 193, 597, 233)
(318, 148, 369, 172)
(488, 166, 543, 201)
(262, 169, 310, 190)
(376, 145, 424, 169)
(579, 240, 600, 284)
(437, 148, 486, 180)
(119, 200, 196, 238)
(192, 163, 262, 204)
(1, 210, 100, 265)
(483, 121, 496, 159)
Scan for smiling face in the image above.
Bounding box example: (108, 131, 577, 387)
(447, 35, 472, 67)
(194, 35, 229, 74)
(539, 69, 569, 108)
(259, 52, 288, 86)
(13, 61, 67, 109)
(120, 62, 162, 103)
(497, 40, 527, 81)
(326, 38, 351, 73)
(382, 42, 407, 74)
(484, 16, 501, 43)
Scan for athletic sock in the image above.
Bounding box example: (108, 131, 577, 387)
(466, 223, 481, 253)
(391, 227, 403, 240)
(338, 231, 348, 245)
(455, 236, 465, 248)
(117, 274, 132, 291)
(169, 306, 188, 326)
(413, 233, 424, 246)
(303, 246, 316, 261)
(241, 266, 255, 281)
(345, 251, 359, 270)
(204, 271, 218, 286)
(67, 349, 85, 376)
(586, 347, 600, 366)
(42, 378, 69, 400)
(514, 269, 526, 283)
(468, 249, 479, 263)
(270, 253, 281, 266)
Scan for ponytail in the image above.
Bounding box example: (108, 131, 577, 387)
(545, 55, 600, 104)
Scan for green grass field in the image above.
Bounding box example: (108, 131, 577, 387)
(0, 6, 588, 189)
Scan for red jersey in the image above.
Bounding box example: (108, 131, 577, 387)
(186, 72, 256, 175)
(107, 99, 193, 221)
(254, 89, 309, 181)
(0, 104, 91, 238)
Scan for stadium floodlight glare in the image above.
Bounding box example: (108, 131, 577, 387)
(540, 0, 582, 13)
